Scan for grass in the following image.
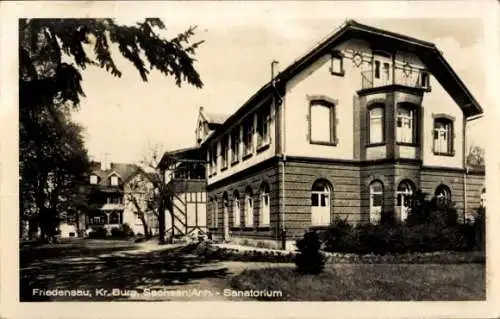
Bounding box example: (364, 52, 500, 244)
(230, 263, 486, 301)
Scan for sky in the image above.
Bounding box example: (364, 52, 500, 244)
(68, 3, 488, 164)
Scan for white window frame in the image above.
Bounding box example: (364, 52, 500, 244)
(110, 176, 119, 186)
(245, 193, 253, 227)
(90, 175, 98, 185)
(369, 181, 384, 224)
(260, 187, 270, 227)
(433, 119, 453, 155)
(257, 106, 271, 148)
(233, 195, 241, 227)
(231, 128, 240, 163)
(369, 107, 384, 144)
(311, 181, 331, 226)
(396, 107, 415, 144)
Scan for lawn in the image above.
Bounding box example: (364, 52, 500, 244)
(230, 263, 486, 301)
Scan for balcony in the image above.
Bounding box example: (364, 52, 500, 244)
(361, 66, 431, 90)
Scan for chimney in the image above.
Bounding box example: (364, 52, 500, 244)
(271, 60, 279, 82)
(101, 153, 110, 170)
(200, 106, 204, 113)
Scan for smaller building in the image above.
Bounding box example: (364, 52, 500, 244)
(159, 147, 208, 239)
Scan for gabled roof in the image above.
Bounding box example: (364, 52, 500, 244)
(199, 106, 230, 126)
(89, 161, 142, 187)
(203, 19, 483, 145)
(158, 146, 206, 169)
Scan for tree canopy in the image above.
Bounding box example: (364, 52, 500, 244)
(19, 18, 204, 241)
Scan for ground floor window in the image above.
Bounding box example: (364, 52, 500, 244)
(260, 183, 270, 227)
(397, 180, 415, 221)
(311, 179, 332, 226)
(369, 180, 384, 224)
(434, 184, 452, 208)
(245, 188, 253, 227)
(233, 191, 241, 227)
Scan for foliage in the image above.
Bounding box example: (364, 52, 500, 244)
(466, 145, 485, 169)
(88, 227, 107, 239)
(19, 18, 204, 242)
(323, 202, 485, 254)
(110, 223, 134, 238)
(295, 231, 326, 274)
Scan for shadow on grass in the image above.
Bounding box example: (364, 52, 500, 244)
(20, 242, 229, 301)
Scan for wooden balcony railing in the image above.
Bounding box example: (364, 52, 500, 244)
(361, 67, 430, 90)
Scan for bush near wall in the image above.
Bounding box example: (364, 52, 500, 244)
(110, 223, 134, 238)
(322, 196, 485, 255)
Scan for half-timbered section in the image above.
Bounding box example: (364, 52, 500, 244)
(159, 147, 208, 238)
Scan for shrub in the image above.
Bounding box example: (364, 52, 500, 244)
(88, 227, 107, 239)
(295, 231, 326, 274)
(110, 223, 134, 238)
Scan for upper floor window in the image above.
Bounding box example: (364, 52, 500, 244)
(433, 117, 454, 155)
(420, 72, 430, 89)
(374, 60, 380, 79)
(330, 51, 344, 76)
(368, 106, 384, 144)
(90, 175, 98, 185)
(110, 175, 119, 186)
(396, 104, 417, 144)
(309, 99, 336, 145)
(207, 145, 217, 176)
(220, 136, 229, 169)
(231, 128, 240, 163)
(256, 104, 271, 149)
(243, 116, 254, 158)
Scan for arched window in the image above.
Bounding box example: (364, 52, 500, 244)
(311, 179, 332, 226)
(259, 183, 270, 227)
(309, 99, 336, 145)
(397, 180, 415, 221)
(396, 104, 417, 144)
(233, 191, 241, 227)
(435, 184, 452, 208)
(244, 187, 253, 227)
(109, 211, 120, 224)
(369, 180, 384, 224)
(433, 117, 454, 155)
(368, 105, 385, 144)
(210, 197, 218, 229)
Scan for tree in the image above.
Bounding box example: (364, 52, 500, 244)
(19, 105, 90, 241)
(133, 142, 170, 244)
(466, 144, 485, 169)
(125, 170, 157, 238)
(19, 18, 204, 240)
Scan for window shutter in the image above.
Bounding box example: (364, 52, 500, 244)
(306, 113, 311, 141)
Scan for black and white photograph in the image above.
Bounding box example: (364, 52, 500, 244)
(1, 1, 499, 318)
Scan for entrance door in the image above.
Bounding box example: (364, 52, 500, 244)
(373, 53, 392, 87)
(397, 180, 414, 221)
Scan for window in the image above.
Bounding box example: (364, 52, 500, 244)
(231, 128, 240, 163)
(309, 100, 336, 145)
(435, 184, 452, 209)
(259, 183, 270, 227)
(330, 51, 344, 76)
(256, 104, 271, 148)
(220, 137, 229, 169)
(369, 181, 384, 224)
(209, 145, 217, 175)
(212, 198, 218, 228)
(374, 60, 380, 79)
(396, 105, 417, 144)
(109, 212, 120, 224)
(433, 118, 454, 155)
(90, 175, 98, 185)
(369, 106, 384, 144)
(420, 72, 429, 88)
(397, 180, 415, 221)
(110, 176, 119, 186)
(480, 188, 486, 208)
(383, 62, 390, 81)
(243, 117, 254, 157)
(311, 180, 332, 226)
(245, 188, 253, 227)
(233, 191, 241, 227)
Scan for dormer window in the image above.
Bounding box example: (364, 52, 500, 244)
(90, 175, 98, 185)
(110, 176, 119, 186)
